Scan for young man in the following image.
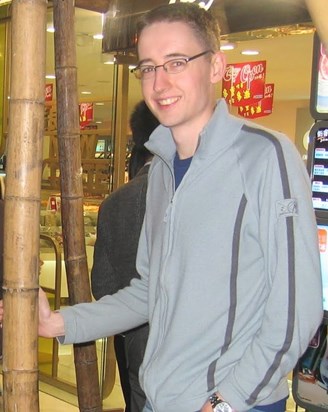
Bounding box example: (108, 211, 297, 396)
(11, 3, 323, 412)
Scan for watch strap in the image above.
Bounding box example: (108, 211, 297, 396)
(209, 393, 220, 409)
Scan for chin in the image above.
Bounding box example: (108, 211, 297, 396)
(155, 113, 179, 128)
(158, 120, 176, 129)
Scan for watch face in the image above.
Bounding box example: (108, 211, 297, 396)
(214, 401, 233, 412)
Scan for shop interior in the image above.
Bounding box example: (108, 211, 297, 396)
(0, 0, 322, 410)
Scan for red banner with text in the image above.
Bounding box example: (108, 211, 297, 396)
(238, 83, 274, 119)
(222, 60, 266, 107)
(79, 103, 94, 129)
(45, 83, 53, 102)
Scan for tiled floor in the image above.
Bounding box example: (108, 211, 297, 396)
(39, 392, 79, 412)
(0, 391, 80, 412)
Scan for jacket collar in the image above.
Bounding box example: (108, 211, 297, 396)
(145, 99, 243, 164)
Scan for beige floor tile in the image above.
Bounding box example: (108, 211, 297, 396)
(39, 391, 79, 412)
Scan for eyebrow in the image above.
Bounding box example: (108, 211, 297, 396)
(137, 52, 190, 66)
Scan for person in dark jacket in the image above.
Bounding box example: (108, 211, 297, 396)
(91, 100, 159, 412)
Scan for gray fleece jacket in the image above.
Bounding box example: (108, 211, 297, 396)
(60, 99, 323, 412)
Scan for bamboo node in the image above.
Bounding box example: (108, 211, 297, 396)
(3, 287, 39, 294)
(10, 98, 45, 106)
(2, 368, 39, 374)
(66, 254, 87, 263)
(4, 194, 41, 203)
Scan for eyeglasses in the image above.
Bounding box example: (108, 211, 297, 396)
(131, 50, 213, 80)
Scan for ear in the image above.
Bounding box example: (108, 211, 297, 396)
(210, 51, 226, 84)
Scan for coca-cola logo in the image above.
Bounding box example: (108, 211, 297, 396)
(223, 63, 265, 90)
(168, 0, 214, 11)
(240, 63, 265, 90)
(223, 66, 241, 83)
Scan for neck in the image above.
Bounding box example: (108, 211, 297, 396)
(175, 142, 197, 159)
(171, 101, 217, 159)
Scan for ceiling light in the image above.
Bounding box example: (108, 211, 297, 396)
(95, 102, 105, 106)
(241, 50, 260, 56)
(81, 91, 91, 95)
(220, 42, 236, 51)
(93, 34, 103, 40)
(46, 74, 56, 79)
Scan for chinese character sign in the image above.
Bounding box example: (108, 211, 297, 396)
(238, 83, 274, 119)
(222, 61, 266, 106)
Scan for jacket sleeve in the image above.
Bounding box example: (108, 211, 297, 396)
(218, 138, 323, 410)
(59, 275, 149, 344)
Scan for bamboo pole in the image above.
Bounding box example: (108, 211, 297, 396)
(52, 1, 102, 411)
(2, 0, 47, 410)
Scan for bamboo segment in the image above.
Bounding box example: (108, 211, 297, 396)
(3, 0, 47, 410)
(52, 0, 102, 410)
(3, 290, 39, 411)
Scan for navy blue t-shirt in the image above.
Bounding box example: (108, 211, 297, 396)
(173, 153, 192, 189)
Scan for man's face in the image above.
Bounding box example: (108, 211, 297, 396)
(137, 21, 225, 140)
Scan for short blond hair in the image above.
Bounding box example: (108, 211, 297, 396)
(136, 3, 221, 54)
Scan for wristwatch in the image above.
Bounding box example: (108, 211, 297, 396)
(209, 393, 234, 412)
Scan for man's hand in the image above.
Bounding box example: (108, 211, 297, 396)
(39, 288, 65, 338)
(201, 393, 236, 412)
(201, 399, 214, 412)
(0, 288, 65, 338)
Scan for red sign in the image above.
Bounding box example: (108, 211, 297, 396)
(47, 195, 61, 211)
(79, 103, 94, 129)
(238, 83, 274, 119)
(222, 60, 266, 106)
(45, 83, 53, 101)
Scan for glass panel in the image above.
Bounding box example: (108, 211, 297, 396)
(43, 7, 116, 198)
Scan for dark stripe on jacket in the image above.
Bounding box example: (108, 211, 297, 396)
(243, 125, 295, 405)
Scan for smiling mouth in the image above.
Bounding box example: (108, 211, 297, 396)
(158, 97, 180, 106)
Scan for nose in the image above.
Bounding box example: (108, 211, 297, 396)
(153, 66, 171, 92)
